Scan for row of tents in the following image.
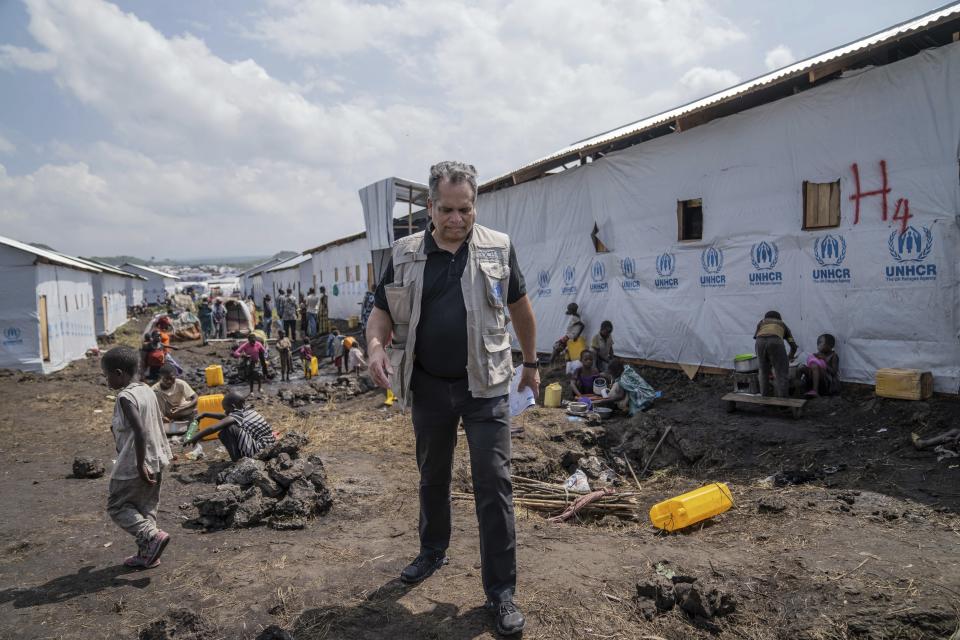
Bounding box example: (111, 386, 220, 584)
(0, 234, 180, 373)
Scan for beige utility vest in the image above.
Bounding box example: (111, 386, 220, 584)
(384, 224, 514, 407)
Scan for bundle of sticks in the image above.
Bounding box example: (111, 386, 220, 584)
(453, 475, 640, 521)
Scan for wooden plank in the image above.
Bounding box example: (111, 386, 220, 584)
(803, 181, 818, 228)
(828, 180, 841, 226)
(38, 295, 50, 362)
(817, 183, 830, 228)
(679, 363, 700, 379)
(676, 201, 684, 241)
(808, 60, 846, 83)
(721, 392, 807, 408)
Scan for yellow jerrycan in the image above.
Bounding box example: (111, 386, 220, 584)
(544, 382, 563, 408)
(197, 394, 225, 441)
(204, 364, 224, 387)
(649, 482, 733, 531)
(310, 356, 319, 377)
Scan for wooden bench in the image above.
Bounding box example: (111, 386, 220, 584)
(721, 392, 808, 418)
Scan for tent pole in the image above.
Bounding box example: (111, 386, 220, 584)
(408, 185, 413, 234)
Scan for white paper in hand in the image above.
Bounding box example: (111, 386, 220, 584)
(508, 364, 536, 417)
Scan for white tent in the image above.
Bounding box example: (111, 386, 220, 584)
(475, 18, 960, 392)
(72, 257, 145, 336)
(125, 275, 145, 308)
(0, 235, 99, 373)
(266, 254, 312, 298)
(305, 233, 373, 320)
(121, 263, 179, 304)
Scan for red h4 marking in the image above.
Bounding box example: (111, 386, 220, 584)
(892, 197, 913, 235)
(849, 160, 890, 224)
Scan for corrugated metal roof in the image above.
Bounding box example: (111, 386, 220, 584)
(481, 2, 960, 189)
(122, 262, 181, 280)
(0, 234, 101, 273)
(75, 256, 148, 279)
(266, 253, 313, 272)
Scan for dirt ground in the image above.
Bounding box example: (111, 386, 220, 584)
(1, 315, 958, 640)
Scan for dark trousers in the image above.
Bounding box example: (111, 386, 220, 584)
(756, 335, 789, 397)
(410, 367, 516, 602)
(283, 319, 297, 341)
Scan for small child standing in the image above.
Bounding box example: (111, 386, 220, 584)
(276, 330, 293, 382)
(333, 334, 347, 375)
(299, 338, 315, 380)
(347, 339, 367, 376)
(754, 310, 798, 398)
(233, 334, 267, 393)
(101, 346, 172, 569)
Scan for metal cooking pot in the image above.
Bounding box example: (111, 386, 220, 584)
(734, 355, 759, 373)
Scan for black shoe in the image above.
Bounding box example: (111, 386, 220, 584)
(399, 552, 447, 584)
(486, 599, 525, 636)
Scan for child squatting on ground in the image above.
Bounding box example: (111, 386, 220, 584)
(183, 391, 276, 462)
(799, 333, 841, 397)
(151, 363, 198, 424)
(101, 346, 172, 570)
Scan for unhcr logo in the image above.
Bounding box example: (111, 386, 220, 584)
(885, 226, 936, 282)
(699, 246, 725, 288)
(2, 326, 23, 346)
(590, 259, 608, 293)
(654, 252, 678, 290)
(536, 270, 552, 297)
(749, 241, 783, 286)
(561, 265, 578, 295)
(813, 234, 850, 284)
(620, 257, 641, 292)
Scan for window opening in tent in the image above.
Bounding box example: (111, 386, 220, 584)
(345, 265, 351, 282)
(64, 296, 69, 312)
(319, 270, 323, 283)
(39, 296, 50, 361)
(802, 180, 841, 229)
(334, 267, 339, 282)
(677, 199, 703, 241)
(590, 223, 609, 253)
(312, 274, 317, 289)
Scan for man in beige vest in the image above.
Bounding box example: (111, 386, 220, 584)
(366, 161, 539, 636)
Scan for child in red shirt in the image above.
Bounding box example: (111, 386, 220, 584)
(233, 334, 267, 393)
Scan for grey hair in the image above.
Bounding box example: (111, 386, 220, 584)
(428, 161, 478, 202)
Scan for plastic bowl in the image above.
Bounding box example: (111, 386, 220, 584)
(568, 402, 588, 414)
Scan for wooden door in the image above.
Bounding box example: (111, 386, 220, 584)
(367, 263, 375, 291)
(102, 295, 109, 331)
(38, 295, 50, 361)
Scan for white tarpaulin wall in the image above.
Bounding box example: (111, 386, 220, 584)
(479, 43, 960, 393)
(93, 272, 129, 336)
(0, 245, 97, 373)
(125, 278, 144, 307)
(310, 236, 371, 319)
(360, 178, 395, 251)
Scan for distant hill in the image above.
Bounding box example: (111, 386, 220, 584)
(91, 251, 298, 270)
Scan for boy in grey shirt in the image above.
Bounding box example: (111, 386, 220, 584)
(101, 346, 172, 569)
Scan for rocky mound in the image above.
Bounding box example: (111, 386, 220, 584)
(192, 433, 333, 530)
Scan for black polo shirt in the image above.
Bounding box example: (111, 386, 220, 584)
(373, 228, 526, 378)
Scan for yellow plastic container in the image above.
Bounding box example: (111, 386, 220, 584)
(649, 482, 733, 532)
(567, 336, 587, 363)
(310, 356, 319, 377)
(204, 364, 224, 387)
(544, 382, 563, 408)
(875, 368, 932, 401)
(197, 393, 225, 441)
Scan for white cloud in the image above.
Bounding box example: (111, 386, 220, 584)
(3, 0, 750, 257)
(764, 45, 795, 71)
(679, 66, 741, 96)
(0, 134, 15, 154)
(0, 44, 56, 71)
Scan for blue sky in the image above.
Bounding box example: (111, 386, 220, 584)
(0, 0, 949, 259)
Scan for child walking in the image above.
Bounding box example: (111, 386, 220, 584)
(101, 346, 172, 569)
(233, 334, 267, 393)
(299, 338, 315, 380)
(276, 329, 293, 382)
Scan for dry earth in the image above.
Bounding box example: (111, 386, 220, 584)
(1, 316, 958, 639)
